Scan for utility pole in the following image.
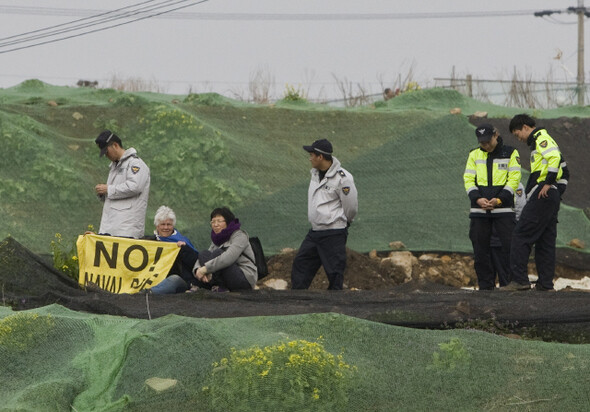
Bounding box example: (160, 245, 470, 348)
(535, 1, 590, 106)
(577, 1, 585, 105)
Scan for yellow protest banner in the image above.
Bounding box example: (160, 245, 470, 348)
(76, 234, 180, 294)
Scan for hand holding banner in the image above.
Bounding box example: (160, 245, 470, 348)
(77, 234, 180, 294)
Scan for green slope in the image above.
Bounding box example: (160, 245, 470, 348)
(1, 81, 589, 255)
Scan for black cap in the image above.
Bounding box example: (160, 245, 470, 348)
(95, 130, 121, 157)
(475, 124, 495, 143)
(303, 139, 333, 155)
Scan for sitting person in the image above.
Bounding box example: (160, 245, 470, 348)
(193, 207, 257, 292)
(144, 205, 200, 294)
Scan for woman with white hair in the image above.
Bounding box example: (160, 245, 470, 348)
(151, 205, 196, 249)
(145, 205, 200, 294)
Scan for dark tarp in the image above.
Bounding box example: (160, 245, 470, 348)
(2, 236, 590, 341)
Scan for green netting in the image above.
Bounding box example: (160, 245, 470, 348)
(1, 82, 589, 256)
(2, 305, 590, 411)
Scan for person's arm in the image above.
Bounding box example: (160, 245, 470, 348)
(538, 138, 561, 199)
(107, 158, 150, 200)
(339, 174, 358, 224)
(464, 151, 482, 204)
(497, 148, 522, 207)
(204, 231, 249, 273)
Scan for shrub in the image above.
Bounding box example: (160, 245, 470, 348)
(204, 338, 356, 411)
(183, 93, 200, 103)
(24, 96, 44, 105)
(135, 105, 258, 208)
(111, 94, 148, 107)
(282, 84, 307, 103)
(50, 230, 86, 281)
(428, 337, 471, 371)
(0, 313, 55, 351)
(17, 79, 47, 92)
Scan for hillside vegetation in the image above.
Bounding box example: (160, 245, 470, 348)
(1, 80, 590, 255)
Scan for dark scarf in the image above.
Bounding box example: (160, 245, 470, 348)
(211, 219, 241, 246)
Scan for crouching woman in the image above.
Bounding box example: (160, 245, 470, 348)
(193, 207, 257, 291)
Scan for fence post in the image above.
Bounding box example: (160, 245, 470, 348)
(466, 75, 473, 98)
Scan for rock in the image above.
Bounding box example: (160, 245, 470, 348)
(568, 238, 585, 249)
(47, 100, 58, 107)
(263, 278, 288, 290)
(72, 112, 84, 120)
(379, 257, 408, 283)
(472, 111, 488, 118)
(279, 248, 295, 254)
(387, 251, 417, 281)
(440, 255, 452, 264)
(554, 276, 590, 291)
(145, 377, 177, 393)
(68, 144, 80, 151)
(369, 249, 378, 259)
(450, 107, 462, 115)
(418, 253, 439, 262)
(388, 241, 406, 250)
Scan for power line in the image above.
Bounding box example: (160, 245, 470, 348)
(0, 0, 197, 48)
(0, 6, 560, 21)
(0, 0, 158, 43)
(0, 1, 197, 49)
(0, 0, 209, 54)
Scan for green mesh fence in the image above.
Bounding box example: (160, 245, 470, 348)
(2, 305, 590, 411)
(1, 82, 590, 256)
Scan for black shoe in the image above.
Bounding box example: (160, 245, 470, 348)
(501, 281, 531, 291)
(478, 286, 495, 291)
(534, 283, 555, 292)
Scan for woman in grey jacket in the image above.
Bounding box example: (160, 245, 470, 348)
(193, 207, 257, 291)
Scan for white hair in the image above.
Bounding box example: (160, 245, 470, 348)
(154, 205, 176, 227)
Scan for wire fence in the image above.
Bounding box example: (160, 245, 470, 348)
(433, 76, 588, 109)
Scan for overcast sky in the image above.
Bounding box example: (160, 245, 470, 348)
(0, 0, 586, 100)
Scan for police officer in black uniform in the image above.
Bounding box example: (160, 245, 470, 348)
(463, 124, 521, 290)
(505, 114, 569, 291)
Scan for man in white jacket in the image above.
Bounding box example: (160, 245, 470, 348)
(291, 139, 358, 290)
(94, 130, 151, 239)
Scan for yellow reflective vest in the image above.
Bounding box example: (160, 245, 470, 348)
(525, 128, 568, 197)
(463, 138, 521, 217)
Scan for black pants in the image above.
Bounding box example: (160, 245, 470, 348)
(169, 245, 199, 287)
(291, 228, 348, 290)
(469, 216, 515, 290)
(490, 245, 510, 287)
(510, 187, 560, 289)
(198, 249, 251, 291)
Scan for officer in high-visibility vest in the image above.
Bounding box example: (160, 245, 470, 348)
(505, 114, 569, 291)
(463, 124, 521, 290)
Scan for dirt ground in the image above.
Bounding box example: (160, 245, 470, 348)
(260, 248, 590, 291)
